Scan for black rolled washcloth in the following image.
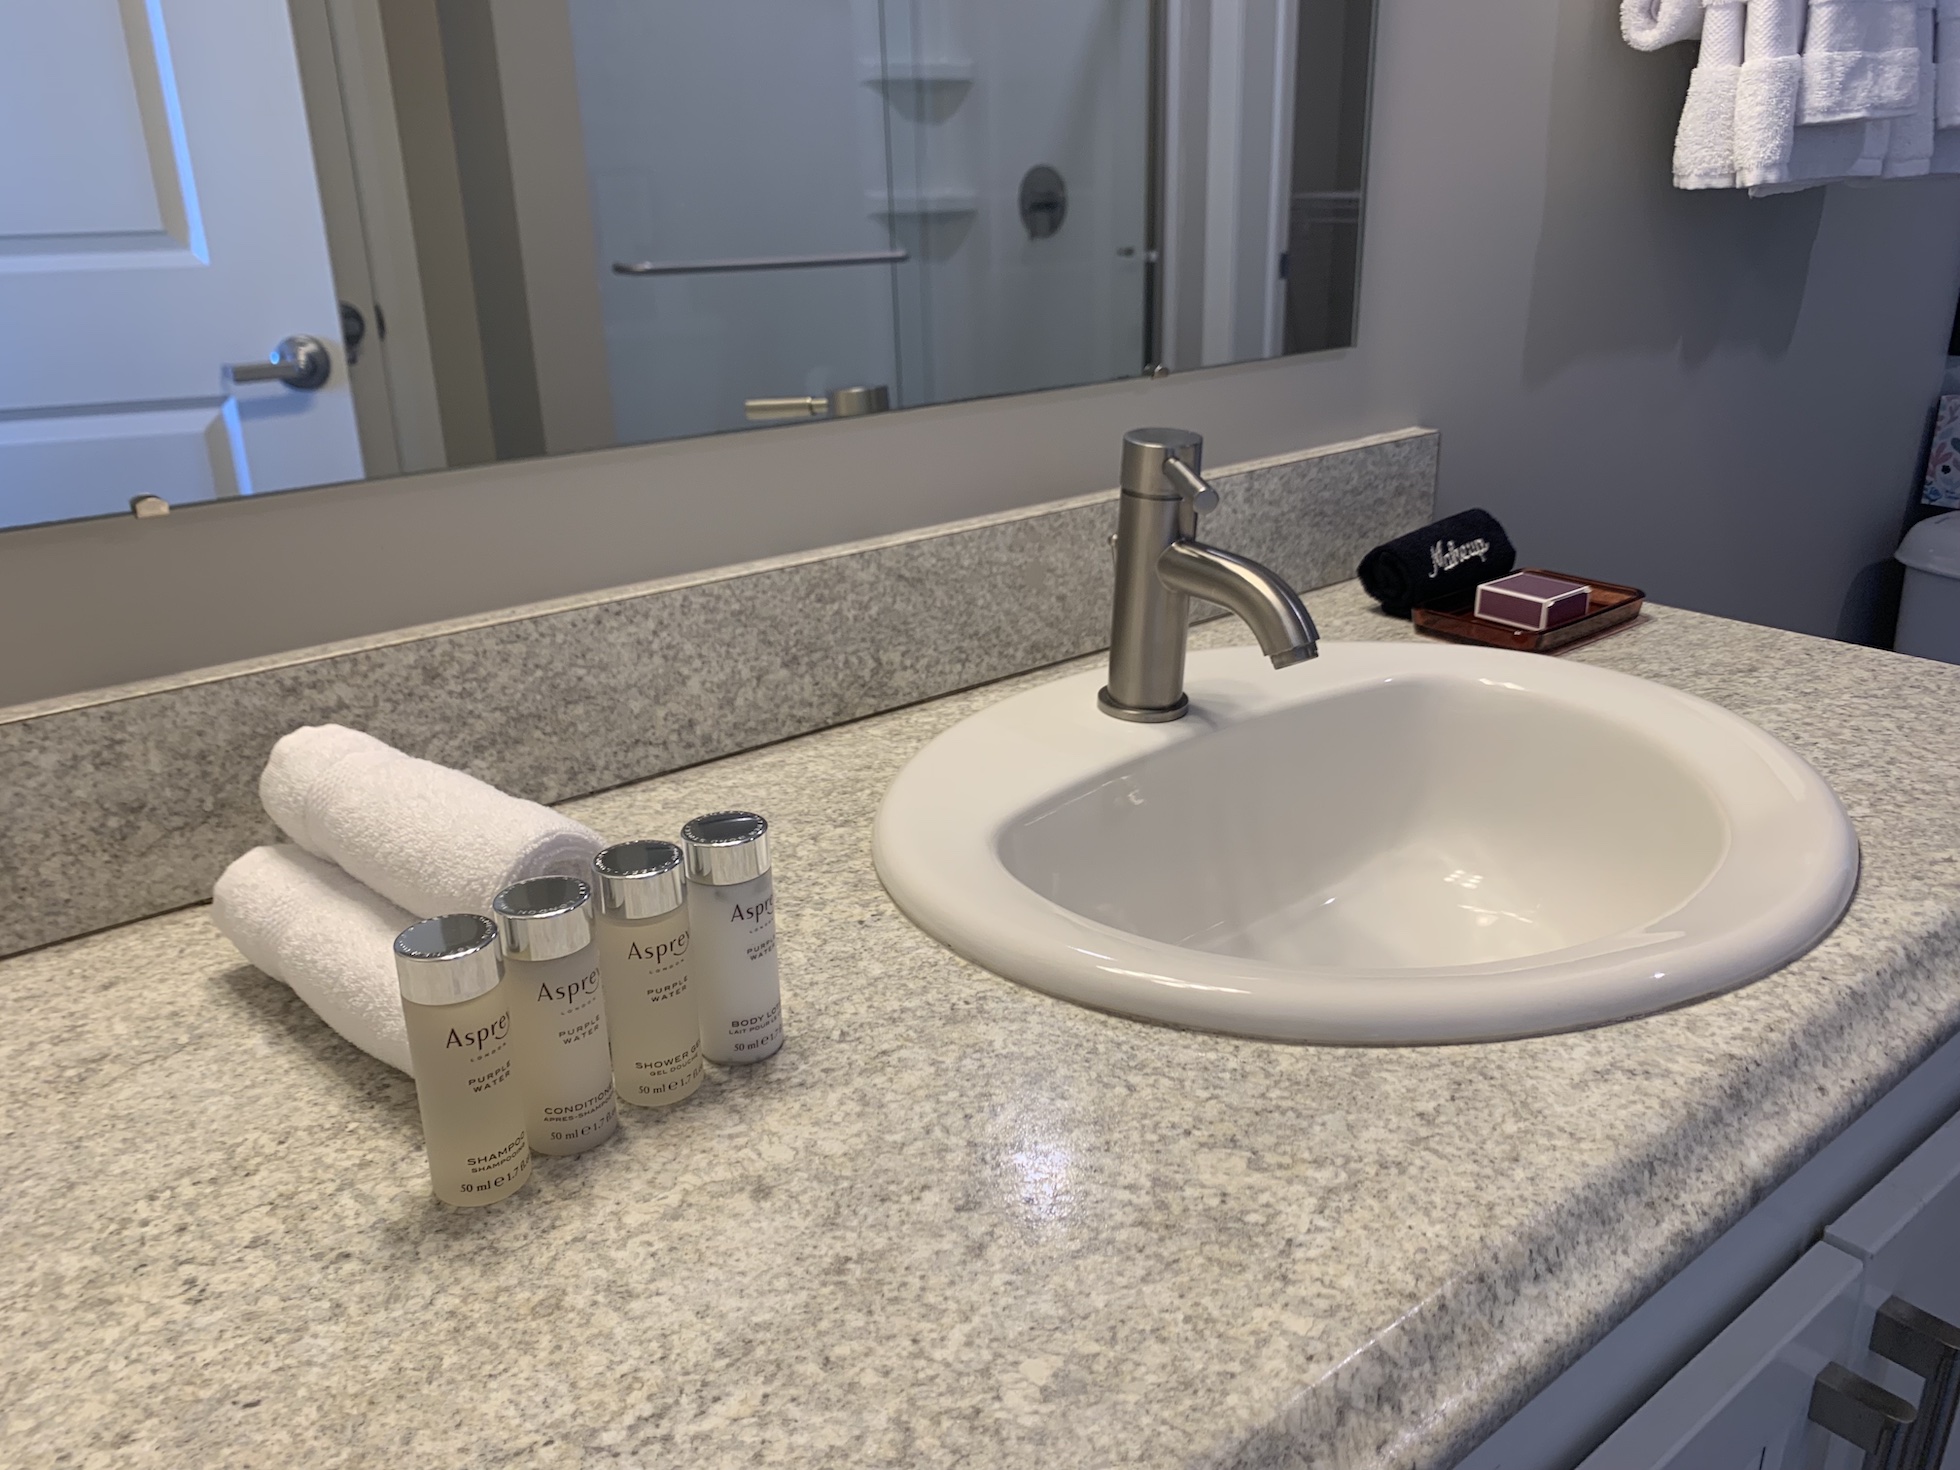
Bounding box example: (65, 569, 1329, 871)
(1357, 509, 1516, 617)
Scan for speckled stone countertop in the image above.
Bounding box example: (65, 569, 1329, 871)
(8, 584, 1960, 1470)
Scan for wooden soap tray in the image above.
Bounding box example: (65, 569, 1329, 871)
(1411, 569, 1646, 653)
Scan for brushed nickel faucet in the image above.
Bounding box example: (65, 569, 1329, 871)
(1099, 427, 1319, 722)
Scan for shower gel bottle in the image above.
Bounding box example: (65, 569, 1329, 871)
(593, 840, 703, 1107)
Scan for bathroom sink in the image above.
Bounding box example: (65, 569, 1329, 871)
(872, 643, 1858, 1043)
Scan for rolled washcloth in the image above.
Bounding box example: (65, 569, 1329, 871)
(1357, 509, 1517, 618)
(1621, 0, 1707, 49)
(211, 845, 417, 1074)
(260, 724, 604, 920)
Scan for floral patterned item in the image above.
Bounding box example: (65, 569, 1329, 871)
(1924, 395, 1960, 508)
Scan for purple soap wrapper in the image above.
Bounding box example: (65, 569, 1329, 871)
(1475, 572, 1591, 632)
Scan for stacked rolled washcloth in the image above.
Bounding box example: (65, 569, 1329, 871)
(211, 725, 604, 1076)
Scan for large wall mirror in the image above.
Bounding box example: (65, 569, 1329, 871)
(0, 0, 1376, 534)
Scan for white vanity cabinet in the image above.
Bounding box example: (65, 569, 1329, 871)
(1575, 1113, 1960, 1470)
(1462, 1040, 1960, 1470)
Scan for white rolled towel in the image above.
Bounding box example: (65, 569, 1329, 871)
(259, 724, 604, 920)
(1622, 0, 1707, 49)
(212, 845, 417, 1075)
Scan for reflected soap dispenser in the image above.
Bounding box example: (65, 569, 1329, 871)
(682, 812, 784, 1065)
(394, 913, 532, 1207)
(593, 840, 703, 1108)
(493, 876, 618, 1156)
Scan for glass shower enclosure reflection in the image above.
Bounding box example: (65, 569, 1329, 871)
(570, 0, 1152, 446)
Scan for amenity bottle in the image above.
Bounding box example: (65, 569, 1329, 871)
(395, 913, 532, 1206)
(494, 876, 618, 1156)
(681, 812, 783, 1065)
(593, 840, 703, 1107)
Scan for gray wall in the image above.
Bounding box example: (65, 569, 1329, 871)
(5, 0, 1958, 707)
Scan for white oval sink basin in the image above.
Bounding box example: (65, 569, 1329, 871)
(873, 643, 1858, 1043)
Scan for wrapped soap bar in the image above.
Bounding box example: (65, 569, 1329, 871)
(1475, 572, 1591, 632)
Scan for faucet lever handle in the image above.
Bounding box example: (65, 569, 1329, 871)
(1162, 457, 1219, 515)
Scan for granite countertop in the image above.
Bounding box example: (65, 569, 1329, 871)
(8, 582, 1960, 1469)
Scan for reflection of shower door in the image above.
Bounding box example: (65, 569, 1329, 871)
(876, 0, 1151, 409)
(570, 0, 903, 446)
(569, 0, 1151, 447)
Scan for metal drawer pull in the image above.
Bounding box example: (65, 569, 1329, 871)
(613, 249, 908, 277)
(1809, 1362, 1916, 1470)
(225, 335, 333, 391)
(1870, 1296, 1960, 1470)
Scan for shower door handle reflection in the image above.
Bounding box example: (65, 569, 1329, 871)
(744, 386, 891, 422)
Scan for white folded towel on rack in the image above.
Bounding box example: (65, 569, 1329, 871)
(1736, 0, 1895, 186)
(1938, 0, 1960, 122)
(1735, 0, 1806, 186)
(1630, 0, 1947, 189)
(1927, 3, 1960, 172)
(1678, 2, 1745, 187)
(259, 723, 604, 920)
(1879, 1, 1938, 173)
(1756, 0, 1942, 189)
(212, 844, 417, 1075)
(1798, 0, 1923, 122)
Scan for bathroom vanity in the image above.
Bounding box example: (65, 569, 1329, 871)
(7, 579, 1960, 1469)
(9, 0, 1956, 1454)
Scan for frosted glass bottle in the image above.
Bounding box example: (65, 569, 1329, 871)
(593, 840, 703, 1107)
(682, 812, 784, 1065)
(493, 876, 618, 1156)
(394, 913, 532, 1207)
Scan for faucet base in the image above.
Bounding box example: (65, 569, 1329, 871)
(1097, 686, 1189, 723)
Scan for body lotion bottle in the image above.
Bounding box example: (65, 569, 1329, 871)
(594, 841, 703, 1107)
(395, 913, 532, 1207)
(494, 876, 618, 1156)
(682, 812, 783, 1065)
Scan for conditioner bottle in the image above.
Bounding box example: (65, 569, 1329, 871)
(494, 876, 618, 1156)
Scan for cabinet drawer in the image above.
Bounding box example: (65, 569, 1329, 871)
(1826, 1109, 1960, 1469)
(1827, 1109, 1960, 1327)
(1577, 1243, 1862, 1470)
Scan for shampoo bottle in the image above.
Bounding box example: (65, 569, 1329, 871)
(394, 913, 532, 1206)
(493, 876, 618, 1156)
(593, 840, 703, 1107)
(681, 812, 783, 1065)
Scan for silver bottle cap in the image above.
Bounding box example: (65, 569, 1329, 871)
(593, 840, 686, 920)
(395, 914, 504, 1006)
(681, 811, 771, 886)
(492, 875, 593, 961)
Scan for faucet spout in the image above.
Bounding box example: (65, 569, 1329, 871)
(1158, 541, 1320, 669)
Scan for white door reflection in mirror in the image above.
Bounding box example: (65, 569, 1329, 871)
(0, 0, 362, 526)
